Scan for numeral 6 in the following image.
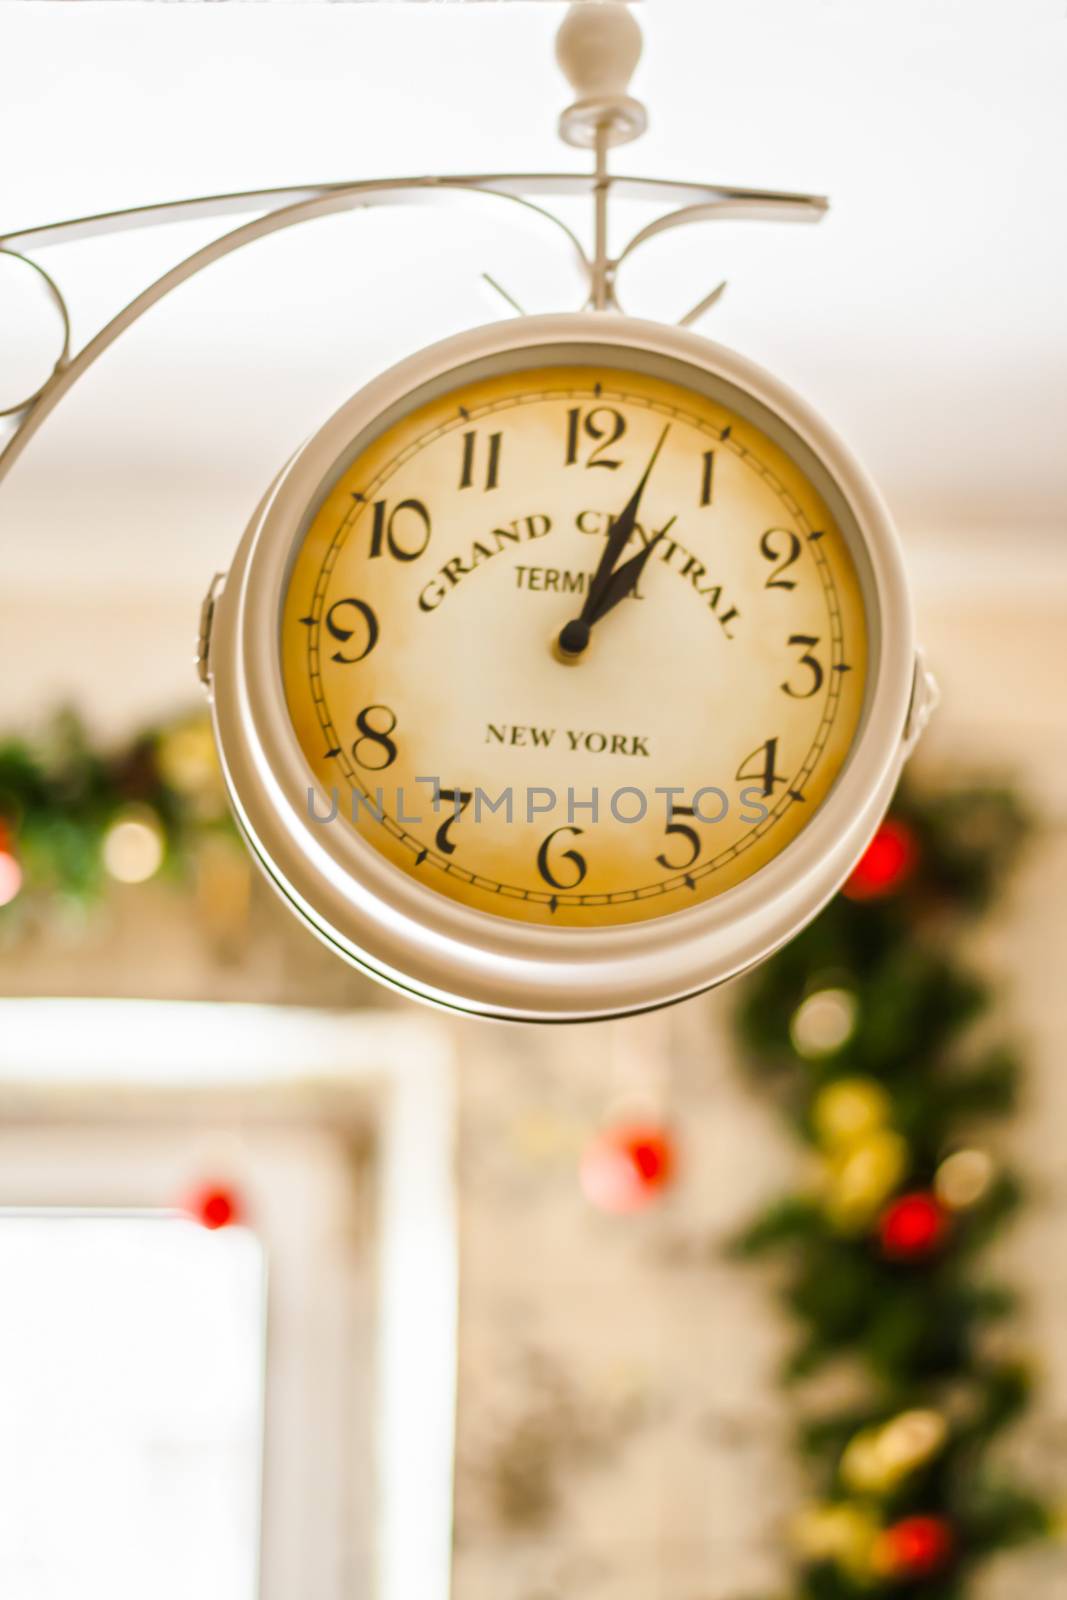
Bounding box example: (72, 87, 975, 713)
(536, 826, 587, 890)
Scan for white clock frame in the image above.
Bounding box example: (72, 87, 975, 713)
(202, 311, 933, 1023)
(0, 2, 937, 1020)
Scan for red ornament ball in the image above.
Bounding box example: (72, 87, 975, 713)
(875, 1514, 955, 1580)
(844, 817, 919, 901)
(185, 1183, 243, 1231)
(580, 1123, 675, 1214)
(0, 819, 22, 910)
(879, 1191, 949, 1261)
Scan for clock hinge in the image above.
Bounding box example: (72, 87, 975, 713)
(197, 571, 227, 692)
(903, 647, 940, 755)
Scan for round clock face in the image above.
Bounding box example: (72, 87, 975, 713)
(280, 359, 868, 929)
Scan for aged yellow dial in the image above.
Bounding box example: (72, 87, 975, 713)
(282, 362, 868, 928)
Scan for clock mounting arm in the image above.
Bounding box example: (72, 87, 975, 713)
(0, 1, 828, 489)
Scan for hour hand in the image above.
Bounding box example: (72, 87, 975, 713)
(557, 424, 670, 658)
(586, 518, 675, 625)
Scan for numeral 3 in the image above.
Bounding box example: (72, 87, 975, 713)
(781, 635, 824, 698)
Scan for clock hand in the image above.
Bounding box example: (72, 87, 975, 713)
(583, 423, 670, 615)
(557, 423, 671, 658)
(584, 516, 676, 626)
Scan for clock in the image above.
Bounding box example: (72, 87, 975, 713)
(201, 313, 932, 1021)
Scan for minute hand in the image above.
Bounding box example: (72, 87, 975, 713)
(581, 423, 671, 620)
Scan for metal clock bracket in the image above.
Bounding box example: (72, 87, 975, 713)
(904, 649, 941, 755)
(197, 572, 227, 692)
(0, 1, 827, 495)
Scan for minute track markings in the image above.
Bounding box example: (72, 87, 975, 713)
(302, 379, 857, 909)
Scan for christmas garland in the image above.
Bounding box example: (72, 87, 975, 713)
(732, 786, 1053, 1596)
(0, 709, 237, 932)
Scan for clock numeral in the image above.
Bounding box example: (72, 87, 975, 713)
(352, 704, 398, 771)
(434, 788, 473, 856)
(782, 634, 824, 699)
(564, 405, 626, 469)
(369, 497, 432, 562)
(459, 429, 502, 491)
(655, 806, 701, 871)
(760, 527, 801, 590)
(736, 737, 786, 798)
(700, 449, 715, 507)
(324, 598, 379, 664)
(536, 826, 587, 890)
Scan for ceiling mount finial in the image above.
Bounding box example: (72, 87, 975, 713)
(556, 1, 648, 150)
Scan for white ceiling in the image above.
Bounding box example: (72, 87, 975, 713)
(1, 0, 1065, 609)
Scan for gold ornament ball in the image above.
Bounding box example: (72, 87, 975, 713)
(841, 1409, 947, 1494)
(791, 987, 859, 1058)
(839, 1428, 887, 1494)
(936, 1148, 995, 1212)
(792, 1502, 880, 1579)
(824, 1128, 909, 1232)
(813, 1076, 891, 1152)
(102, 806, 165, 884)
(879, 1409, 948, 1475)
(157, 718, 226, 810)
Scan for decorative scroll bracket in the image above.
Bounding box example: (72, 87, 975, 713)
(0, 1, 828, 491)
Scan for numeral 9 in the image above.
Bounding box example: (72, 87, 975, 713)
(324, 598, 378, 663)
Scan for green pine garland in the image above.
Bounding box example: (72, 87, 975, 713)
(732, 783, 1054, 1597)
(0, 709, 237, 930)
